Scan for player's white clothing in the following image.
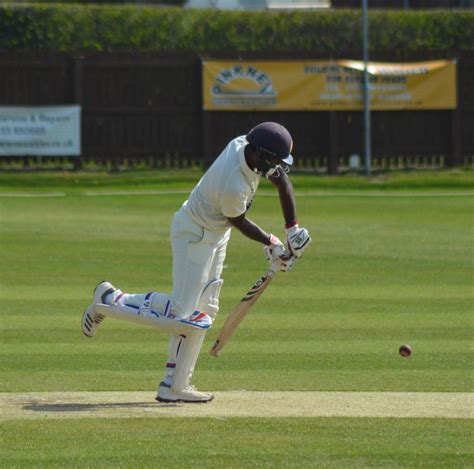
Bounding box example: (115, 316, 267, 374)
(120, 199, 230, 320)
(165, 136, 260, 390)
(170, 206, 230, 318)
(83, 122, 304, 401)
(170, 135, 260, 316)
(185, 135, 261, 231)
(112, 136, 261, 393)
(124, 136, 259, 319)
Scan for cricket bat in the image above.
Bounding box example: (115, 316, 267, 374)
(210, 262, 279, 358)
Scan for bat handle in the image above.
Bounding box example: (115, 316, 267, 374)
(269, 257, 290, 275)
(269, 254, 296, 276)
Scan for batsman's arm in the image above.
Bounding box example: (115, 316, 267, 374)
(228, 208, 295, 268)
(227, 214, 272, 245)
(269, 170, 312, 257)
(268, 169, 297, 227)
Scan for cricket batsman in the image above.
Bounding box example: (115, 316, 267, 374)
(81, 122, 311, 403)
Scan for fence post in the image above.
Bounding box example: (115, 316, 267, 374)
(449, 58, 462, 168)
(328, 111, 339, 174)
(72, 55, 84, 170)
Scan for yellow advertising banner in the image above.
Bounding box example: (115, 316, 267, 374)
(202, 60, 456, 111)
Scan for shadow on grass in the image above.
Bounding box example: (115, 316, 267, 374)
(23, 402, 179, 412)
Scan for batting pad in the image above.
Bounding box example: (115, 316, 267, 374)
(197, 278, 223, 320)
(171, 328, 207, 392)
(94, 304, 211, 335)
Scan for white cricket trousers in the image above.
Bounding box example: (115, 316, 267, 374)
(164, 206, 230, 389)
(160, 206, 230, 390)
(170, 206, 230, 319)
(118, 205, 230, 389)
(121, 205, 230, 318)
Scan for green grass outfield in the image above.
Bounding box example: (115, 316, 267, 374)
(0, 170, 473, 467)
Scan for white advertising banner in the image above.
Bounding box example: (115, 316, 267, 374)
(0, 106, 81, 156)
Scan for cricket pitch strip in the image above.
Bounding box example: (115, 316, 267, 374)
(1, 391, 472, 420)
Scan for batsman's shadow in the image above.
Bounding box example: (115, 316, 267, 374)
(23, 401, 180, 412)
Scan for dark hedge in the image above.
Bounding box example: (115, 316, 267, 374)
(1, 5, 473, 53)
(10, 0, 186, 4)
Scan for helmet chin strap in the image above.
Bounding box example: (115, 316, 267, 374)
(254, 158, 290, 179)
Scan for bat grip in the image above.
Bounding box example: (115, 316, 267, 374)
(269, 261, 280, 276)
(269, 254, 296, 276)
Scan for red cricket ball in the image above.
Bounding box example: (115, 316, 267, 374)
(399, 344, 412, 357)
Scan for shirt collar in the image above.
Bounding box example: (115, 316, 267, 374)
(238, 140, 261, 185)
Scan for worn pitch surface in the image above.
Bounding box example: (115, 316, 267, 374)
(1, 391, 472, 420)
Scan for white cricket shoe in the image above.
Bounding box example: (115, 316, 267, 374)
(81, 281, 118, 338)
(156, 382, 214, 403)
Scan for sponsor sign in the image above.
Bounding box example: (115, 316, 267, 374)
(202, 60, 456, 111)
(0, 106, 81, 156)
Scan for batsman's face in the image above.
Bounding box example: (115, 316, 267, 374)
(265, 156, 280, 167)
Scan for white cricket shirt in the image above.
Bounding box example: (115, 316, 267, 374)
(183, 136, 261, 231)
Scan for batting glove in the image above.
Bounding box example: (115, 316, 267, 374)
(264, 234, 296, 272)
(264, 234, 286, 263)
(285, 222, 311, 258)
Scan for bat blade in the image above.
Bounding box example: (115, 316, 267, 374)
(210, 267, 276, 358)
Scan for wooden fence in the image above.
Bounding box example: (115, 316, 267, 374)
(0, 51, 473, 173)
(332, 0, 474, 8)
